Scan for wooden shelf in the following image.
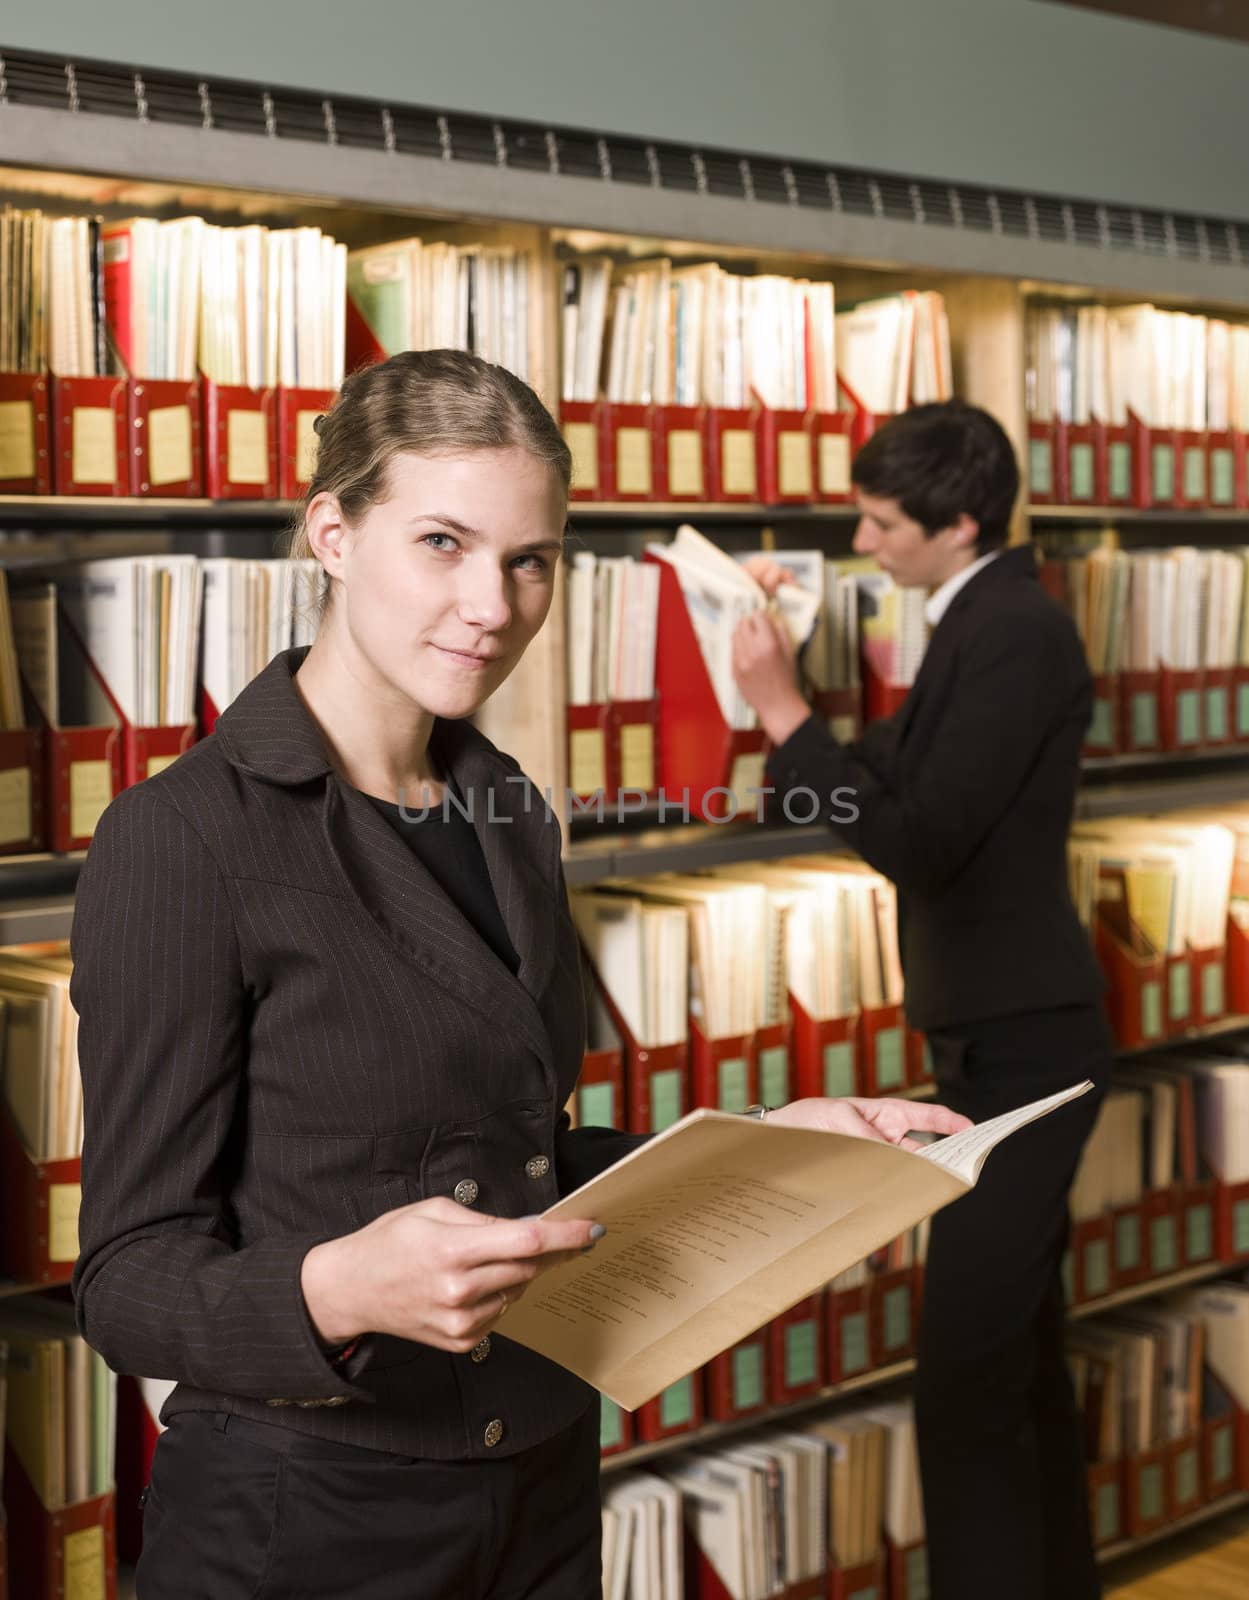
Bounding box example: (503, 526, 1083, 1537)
(1032, 503, 1249, 523)
(1097, 1488, 1249, 1566)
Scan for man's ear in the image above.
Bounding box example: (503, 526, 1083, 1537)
(951, 512, 980, 550)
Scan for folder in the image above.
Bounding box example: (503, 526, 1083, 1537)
(633, 1371, 703, 1443)
(1119, 668, 1162, 755)
(753, 1021, 792, 1112)
(689, 1018, 757, 1114)
(869, 1263, 917, 1367)
(567, 701, 610, 805)
(1122, 1446, 1169, 1536)
(1180, 1179, 1217, 1269)
(1141, 1187, 1181, 1278)
(583, 954, 688, 1136)
(858, 1003, 907, 1097)
(827, 1557, 885, 1600)
(811, 410, 854, 504)
(576, 1046, 626, 1132)
(1069, 1215, 1114, 1305)
(811, 685, 862, 745)
(202, 378, 278, 499)
(0, 1109, 80, 1288)
(598, 1395, 633, 1457)
(789, 993, 859, 1100)
(885, 1537, 928, 1600)
(128, 378, 202, 497)
(603, 402, 655, 501)
(0, 729, 45, 856)
(1095, 919, 1165, 1051)
(1204, 667, 1235, 750)
(1175, 429, 1209, 511)
(51, 376, 127, 497)
(0, 372, 52, 494)
(1206, 426, 1247, 510)
(905, 1024, 933, 1090)
(1214, 1178, 1249, 1262)
(1, 1468, 116, 1600)
(607, 698, 660, 801)
(826, 1282, 874, 1386)
(705, 1329, 772, 1423)
(1104, 422, 1136, 505)
(1128, 414, 1178, 509)
(757, 406, 814, 505)
(1086, 1459, 1123, 1547)
(1065, 420, 1107, 506)
(559, 398, 604, 501)
(1159, 666, 1204, 751)
(707, 406, 759, 502)
(651, 403, 708, 501)
(1084, 673, 1120, 758)
(1027, 418, 1061, 504)
(767, 1295, 826, 1405)
(277, 385, 336, 500)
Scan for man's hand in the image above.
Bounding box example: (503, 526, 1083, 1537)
(766, 1096, 972, 1152)
(731, 609, 811, 747)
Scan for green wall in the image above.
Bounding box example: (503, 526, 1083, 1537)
(2, 0, 1245, 221)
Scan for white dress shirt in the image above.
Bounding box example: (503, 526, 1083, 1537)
(924, 550, 1002, 628)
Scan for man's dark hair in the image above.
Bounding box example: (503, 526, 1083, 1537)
(849, 399, 1019, 552)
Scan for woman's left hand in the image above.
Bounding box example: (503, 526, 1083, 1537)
(765, 1096, 972, 1152)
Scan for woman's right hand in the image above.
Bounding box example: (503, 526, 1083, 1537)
(300, 1197, 602, 1353)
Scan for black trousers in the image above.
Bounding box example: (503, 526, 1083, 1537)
(914, 1003, 1113, 1600)
(136, 1403, 603, 1600)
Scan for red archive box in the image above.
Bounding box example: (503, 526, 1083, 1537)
(0, 1467, 115, 1600)
(885, 1538, 928, 1600)
(812, 410, 854, 503)
(1157, 668, 1202, 755)
(758, 406, 815, 505)
(685, 1525, 824, 1600)
(576, 1045, 626, 1131)
(0, 372, 52, 493)
(560, 398, 605, 500)
(869, 1264, 918, 1367)
(790, 996, 859, 1100)
(812, 686, 862, 744)
(42, 724, 122, 854)
(608, 697, 660, 801)
(1234, 665, 1249, 744)
(652, 404, 709, 500)
(584, 957, 689, 1134)
(1165, 950, 1194, 1037)
(1068, 1215, 1114, 1304)
(1112, 1200, 1148, 1289)
(0, 729, 45, 855)
(201, 378, 278, 499)
(1123, 1447, 1169, 1537)
(1204, 667, 1235, 750)
(827, 1557, 885, 1600)
(1027, 418, 1062, 504)
(114, 1375, 165, 1564)
(127, 378, 202, 496)
(905, 1025, 933, 1090)
(123, 724, 197, 791)
(1175, 429, 1209, 511)
(598, 1396, 634, 1458)
(1128, 416, 1178, 508)
(707, 406, 759, 501)
(1202, 1409, 1249, 1501)
(1168, 1432, 1203, 1519)
(0, 1108, 79, 1287)
(277, 385, 336, 499)
(1206, 428, 1247, 510)
(1118, 668, 1162, 755)
(1191, 944, 1227, 1025)
(1228, 911, 1249, 1015)
(1065, 420, 1107, 506)
(754, 1021, 792, 1111)
(1095, 921, 1165, 1051)
(858, 1004, 907, 1097)
(1141, 1188, 1181, 1278)
(1104, 421, 1136, 507)
(646, 553, 770, 822)
(1087, 1459, 1123, 1548)
(1083, 672, 1120, 757)
(1214, 1176, 1249, 1261)
(705, 1328, 772, 1423)
(825, 1283, 873, 1385)
(768, 1294, 826, 1405)
(51, 375, 127, 495)
(1180, 1179, 1217, 1268)
(567, 702, 610, 804)
(860, 661, 910, 728)
(603, 402, 655, 501)
(689, 1018, 758, 1113)
(634, 1370, 703, 1444)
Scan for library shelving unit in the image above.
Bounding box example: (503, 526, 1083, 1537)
(4, 40, 1249, 1593)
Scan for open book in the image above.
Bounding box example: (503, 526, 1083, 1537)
(503, 1081, 1093, 1408)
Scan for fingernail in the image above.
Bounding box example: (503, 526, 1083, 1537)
(589, 1223, 607, 1241)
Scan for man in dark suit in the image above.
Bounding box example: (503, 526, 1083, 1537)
(733, 400, 1111, 1600)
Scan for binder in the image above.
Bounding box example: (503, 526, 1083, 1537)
(566, 701, 610, 806)
(277, 385, 336, 499)
(707, 406, 759, 502)
(827, 1557, 884, 1600)
(0, 729, 45, 856)
(868, 1264, 917, 1367)
(201, 378, 278, 499)
(584, 955, 688, 1135)
(651, 404, 708, 501)
(1227, 909, 1249, 1016)
(811, 686, 862, 745)
(128, 378, 202, 497)
(767, 1294, 826, 1405)
(42, 723, 122, 854)
(811, 410, 854, 504)
(51, 376, 127, 496)
(1122, 1447, 1169, 1537)
(0, 1109, 80, 1288)
(1103, 422, 1136, 507)
(598, 1395, 634, 1458)
(607, 697, 660, 803)
(1191, 944, 1227, 1025)
(1167, 1431, 1203, 1519)
(1083, 673, 1120, 758)
(602, 402, 654, 501)
(704, 1329, 771, 1423)
(0, 1462, 116, 1600)
(1128, 415, 1178, 509)
(1111, 1199, 1148, 1290)
(1206, 426, 1247, 510)
(825, 1283, 873, 1385)
(1213, 1176, 1249, 1261)
(757, 406, 814, 505)
(789, 993, 859, 1101)
(1179, 1179, 1217, 1269)
(1236, 665, 1249, 744)
(1027, 418, 1061, 504)
(1064, 420, 1107, 506)
(1086, 1459, 1123, 1548)
(858, 1004, 907, 1097)
(645, 553, 770, 823)
(1204, 667, 1235, 750)
(575, 1046, 626, 1132)
(1068, 1216, 1113, 1305)
(1174, 429, 1209, 511)
(559, 398, 604, 501)
(633, 1370, 703, 1443)
(1165, 950, 1194, 1038)
(0, 372, 52, 494)
(1094, 919, 1165, 1051)
(1141, 1188, 1180, 1279)
(688, 1018, 757, 1113)
(1201, 1408, 1248, 1501)
(681, 1521, 819, 1600)
(1118, 668, 1162, 755)
(753, 1020, 792, 1112)
(884, 1537, 928, 1600)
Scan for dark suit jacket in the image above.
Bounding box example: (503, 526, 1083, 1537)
(70, 647, 643, 1460)
(767, 544, 1103, 1033)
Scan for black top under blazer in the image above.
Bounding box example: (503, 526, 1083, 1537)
(767, 544, 1104, 1033)
(70, 646, 643, 1460)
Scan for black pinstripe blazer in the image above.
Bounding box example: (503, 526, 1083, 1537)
(70, 646, 643, 1460)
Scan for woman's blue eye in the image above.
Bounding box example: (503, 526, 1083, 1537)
(422, 532, 457, 551)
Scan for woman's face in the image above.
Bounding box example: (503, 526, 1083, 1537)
(325, 447, 565, 720)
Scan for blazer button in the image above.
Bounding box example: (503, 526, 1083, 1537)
(484, 1418, 505, 1448)
(524, 1155, 550, 1179)
(454, 1178, 479, 1206)
(470, 1336, 491, 1364)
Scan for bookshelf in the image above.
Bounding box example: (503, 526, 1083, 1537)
(4, 40, 1249, 1600)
